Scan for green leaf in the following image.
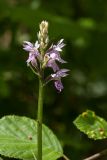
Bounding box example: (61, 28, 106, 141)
(0, 116, 63, 160)
(74, 110, 107, 140)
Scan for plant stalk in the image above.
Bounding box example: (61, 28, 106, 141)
(84, 148, 107, 160)
(37, 78, 43, 160)
(63, 154, 70, 160)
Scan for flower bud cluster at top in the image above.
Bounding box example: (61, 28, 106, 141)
(38, 21, 49, 52)
(23, 21, 69, 92)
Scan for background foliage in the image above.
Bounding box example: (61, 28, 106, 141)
(0, 0, 107, 159)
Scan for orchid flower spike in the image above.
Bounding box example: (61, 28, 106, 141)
(23, 20, 69, 92)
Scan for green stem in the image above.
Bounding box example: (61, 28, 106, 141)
(29, 64, 39, 76)
(37, 78, 43, 160)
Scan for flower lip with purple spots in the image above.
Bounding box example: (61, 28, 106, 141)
(51, 69, 69, 92)
(54, 80, 64, 92)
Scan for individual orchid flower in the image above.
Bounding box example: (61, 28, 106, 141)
(51, 69, 69, 79)
(46, 58, 59, 72)
(23, 41, 40, 53)
(54, 80, 64, 92)
(51, 69, 69, 92)
(45, 39, 66, 71)
(52, 39, 65, 52)
(23, 41, 40, 67)
(26, 52, 37, 67)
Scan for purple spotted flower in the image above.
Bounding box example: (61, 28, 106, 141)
(46, 39, 66, 72)
(54, 80, 64, 92)
(23, 41, 40, 67)
(51, 69, 69, 92)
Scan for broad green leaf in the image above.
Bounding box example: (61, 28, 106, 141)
(0, 116, 63, 160)
(74, 110, 107, 140)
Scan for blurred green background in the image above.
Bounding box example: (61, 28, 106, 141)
(0, 0, 107, 159)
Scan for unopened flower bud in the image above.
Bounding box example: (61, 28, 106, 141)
(42, 54, 50, 68)
(38, 20, 49, 52)
(40, 21, 48, 33)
